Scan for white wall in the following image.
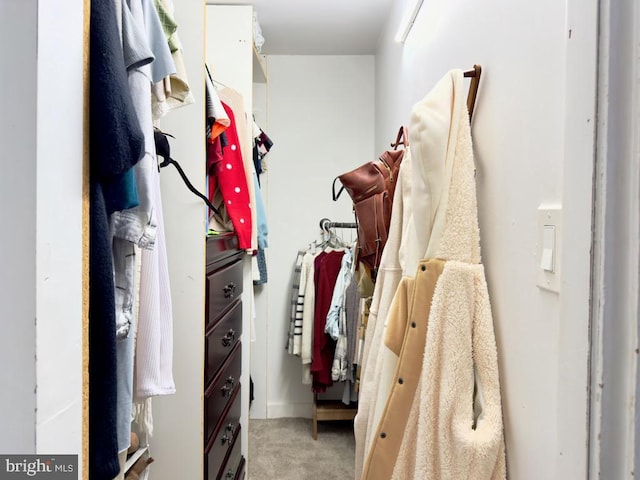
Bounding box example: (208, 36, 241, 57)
(35, 0, 85, 457)
(0, 0, 85, 461)
(260, 55, 375, 418)
(0, 0, 38, 454)
(251, 80, 269, 419)
(374, 1, 596, 478)
(152, 2, 207, 479)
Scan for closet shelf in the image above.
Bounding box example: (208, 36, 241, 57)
(253, 45, 267, 83)
(312, 397, 357, 440)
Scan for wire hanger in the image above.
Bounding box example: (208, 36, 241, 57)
(205, 63, 231, 90)
(318, 218, 354, 249)
(463, 64, 482, 120)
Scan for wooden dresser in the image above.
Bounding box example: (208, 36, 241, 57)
(204, 233, 246, 480)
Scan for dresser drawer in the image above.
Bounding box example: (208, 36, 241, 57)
(205, 342, 242, 443)
(205, 301, 242, 386)
(205, 390, 241, 480)
(206, 233, 240, 270)
(217, 433, 243, 480)
(206, 259, 244, 326)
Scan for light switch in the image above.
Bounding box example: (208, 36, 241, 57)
(537, 205, 562, 293)
(540, 225, 555, 272)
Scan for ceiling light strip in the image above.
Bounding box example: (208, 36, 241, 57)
(395, 0, 425, 43)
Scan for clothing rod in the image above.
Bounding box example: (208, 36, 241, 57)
(319, 218, 357, 231)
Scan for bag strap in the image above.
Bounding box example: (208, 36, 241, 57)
(332, 176, 345, 201)
(390, 125, 409, 149)
(380, 149, 405, 172)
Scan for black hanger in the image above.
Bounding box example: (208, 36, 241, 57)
(154, 128, 221, 216)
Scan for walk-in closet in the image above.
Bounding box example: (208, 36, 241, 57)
(3, 1, 640, 479)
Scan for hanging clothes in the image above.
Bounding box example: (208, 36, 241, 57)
(207, 102, 253, 250)
(253, 121, 273, 178)
(151, 0, 195, 119)
(357, 70, 506, 480)
(219, 87, 258, 251)
(311, 249, 344, 393)
(205, 68, 230, 142)
(300, 249, 318, 384)
(252, 122, 269, 285)
(344, 276, 362, 385)
(133, 0, 178, 401)
(354, 147, 414, 480)
(89, 0, 145, 476)
(287, 250, 306, 354)
(325, 246, 354, 341)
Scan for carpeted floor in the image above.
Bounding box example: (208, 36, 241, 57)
(248, 418, 355, 480)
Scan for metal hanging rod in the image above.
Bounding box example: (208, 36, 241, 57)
(319, 218, 357, 232)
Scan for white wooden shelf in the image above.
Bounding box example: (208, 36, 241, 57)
(253, 45, 267, 83)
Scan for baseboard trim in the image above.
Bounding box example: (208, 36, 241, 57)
(266, 402, 313, 419)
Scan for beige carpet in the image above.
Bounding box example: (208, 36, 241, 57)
(248, 418, 355, 480)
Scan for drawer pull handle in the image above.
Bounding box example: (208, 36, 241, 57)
(221, 384, 232, 397)
(221, 329, 236, 347)
(223, 282, 237, 298)
(221, 433, 231, 445)
(226, 470, 234, 479)
(221, 377, 235, 397)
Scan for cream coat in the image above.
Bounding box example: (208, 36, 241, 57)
(353, 147, 413, 480)
(356, 69, 506, 479)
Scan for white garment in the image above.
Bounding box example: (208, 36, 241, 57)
(359, 70, 505, 479)
(289, 251, 306, 356)
(130, 0, 176, 400)
(151, 0, 195, 119)
(205, 72, 230, 130)
(134, 164, 175, 398)
(300, 250, 320, 384)
(354, 148, 413, 480)
(325, 246, 353, 340)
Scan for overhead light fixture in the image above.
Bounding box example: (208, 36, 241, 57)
(395, 0, 425, 43)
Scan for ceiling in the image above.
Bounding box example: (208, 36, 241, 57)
(208, 0, 395, 55)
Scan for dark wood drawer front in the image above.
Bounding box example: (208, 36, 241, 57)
(206, 233, 240, 270)
(205, 302, 242, 386)
(205, 387, 241, 477)
(207, 259, 244, 325)
(218, 434, 243, 480)
(205, 343, 242, 442)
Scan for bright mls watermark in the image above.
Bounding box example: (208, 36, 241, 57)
(0, 456, 77, 479)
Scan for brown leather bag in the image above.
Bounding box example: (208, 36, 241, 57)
(333, 126, 407, 278)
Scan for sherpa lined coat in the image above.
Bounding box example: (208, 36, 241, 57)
(355, 69, 506, 480)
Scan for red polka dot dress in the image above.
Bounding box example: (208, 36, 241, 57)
(207, 102, 253, 250)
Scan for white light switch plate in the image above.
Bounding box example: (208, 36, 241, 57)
(537, 205, 562, 293)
